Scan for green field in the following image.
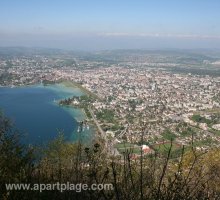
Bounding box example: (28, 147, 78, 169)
(162, 130, 177, 140)
(115, 143, 135, 149)
(151, 142, 182, 153)
(115, 143, 142, 154)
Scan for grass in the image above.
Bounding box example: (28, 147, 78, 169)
(151, 142, 181, 153)
(162, 130, 177, 140)
(115, 143, 135, 149)
(117, 147, 141, 154)
(179, 127, 196, 137)
(193, 138, 217, 146)
(191, 114, 212, 125)
(209, 128, 220, 136)
(115, 143, 142, 154)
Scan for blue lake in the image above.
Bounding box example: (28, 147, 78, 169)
(0, 83, 94, 145)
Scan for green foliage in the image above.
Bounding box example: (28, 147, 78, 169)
(42, 79, 57, 85)
(180, 127, 196, 136)
(162, 129, 177, 140)
(1, 113, 220, 199)
(193, 137, 216, 146)
(80, 95, 91, 101)
(192, 114, 212, 124)
(152, 142, 182, 156)
(110, 123, 123, 131)
(58, 94, 94, 119)
(128, 99, 137, 111)
(126, 113, 134, 123)
(213, 93, 220, 103)
(96, 109, 115, 123)
(60, 59, 76, 67)
(0, 113, 34, 199)
(107, 96, 114, 102)
(84, 106, 92, 119)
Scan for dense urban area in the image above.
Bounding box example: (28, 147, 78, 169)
(1, 47, 220, 157)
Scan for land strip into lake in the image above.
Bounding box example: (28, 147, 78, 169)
(61, 80, 100, 100)
(0, 81, 95, 145)
(58, 81, 119, 155)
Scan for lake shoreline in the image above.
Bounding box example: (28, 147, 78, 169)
(0, 82, 95, 145)
(44, 82, 96, 143)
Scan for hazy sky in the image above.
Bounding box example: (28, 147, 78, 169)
(1, 0, 220, 50)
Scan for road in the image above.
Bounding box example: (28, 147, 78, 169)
(88, 106, 119, 156)
(116, 124, 129, 139)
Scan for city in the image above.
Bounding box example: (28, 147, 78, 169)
(1, 0, 220, 198)
(1, 49, 220, 157)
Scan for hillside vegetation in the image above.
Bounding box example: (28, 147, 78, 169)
(1, 113, 220, 200)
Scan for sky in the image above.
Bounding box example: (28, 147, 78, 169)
(0, 0, 220, 50)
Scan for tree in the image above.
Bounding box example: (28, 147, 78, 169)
(0, 113, 34, 199)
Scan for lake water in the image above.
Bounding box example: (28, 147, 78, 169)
(0, 83, 94, 145)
